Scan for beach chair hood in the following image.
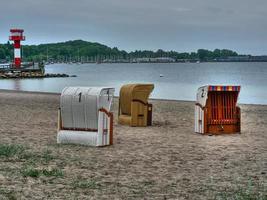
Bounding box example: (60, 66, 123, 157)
(60, 87, 114, 130)
(120, 84, 154, 115)
(196, 85, 240, 108)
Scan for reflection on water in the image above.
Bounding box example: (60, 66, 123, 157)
(14, 79, 22, 91)
(0, 62, 266, 104)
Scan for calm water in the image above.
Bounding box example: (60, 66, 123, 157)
(0, 62, 266, 104)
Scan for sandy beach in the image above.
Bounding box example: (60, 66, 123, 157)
(0, 90, 266, 199)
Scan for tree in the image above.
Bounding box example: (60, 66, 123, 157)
(0, 48, 6, 59)
(0, 40, 242, 62)
(197, 49, 211, 61)
(213, 49, 221, 59)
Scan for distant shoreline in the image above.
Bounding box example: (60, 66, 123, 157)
(1, 89, 266, 106)
(2, 40, 267, 64)
(43, 60, 267, 65)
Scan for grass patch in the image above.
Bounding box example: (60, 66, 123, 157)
(0, 188, 17, 200)
(21, 167, 63, 178)
(21, 167, 41, 178)
(72, 179, 101, 189)
(18, 152, 38, 165)
(216, 180, 267, 200)
(18, 149, 55, 165)
(19, 151, 35, 160)
(42, 168, 63, 177)
(0, 144, 25, 158)
(42, 149, 54, 163)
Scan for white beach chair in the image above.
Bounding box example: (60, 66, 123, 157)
(57, 87, 115, 146)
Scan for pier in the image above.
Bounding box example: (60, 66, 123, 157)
(0, 63, 69, 79)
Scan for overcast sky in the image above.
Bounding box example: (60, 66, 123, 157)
(1, 0, 266, 55)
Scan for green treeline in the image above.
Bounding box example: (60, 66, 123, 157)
(0, 39, 239, 62)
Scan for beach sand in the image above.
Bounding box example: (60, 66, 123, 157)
(0, 90, 266, 199)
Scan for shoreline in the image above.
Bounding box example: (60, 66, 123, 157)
(0, 88, 266, 106)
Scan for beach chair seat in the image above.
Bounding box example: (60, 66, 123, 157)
(195, 85, 241, 134)
(57, 87, 115, 146)
(118, 84, 154, 127)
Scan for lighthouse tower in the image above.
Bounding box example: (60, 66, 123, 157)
(9, 29, 25, 68)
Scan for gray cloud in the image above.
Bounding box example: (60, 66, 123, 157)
(0, 0, 266, 54)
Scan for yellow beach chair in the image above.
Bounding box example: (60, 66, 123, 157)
(118, 84, 154, 127)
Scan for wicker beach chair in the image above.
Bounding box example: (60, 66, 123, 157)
(195, 85, 241, 134)
(118, 83, 154, 127)
(57, 87, 115, 146)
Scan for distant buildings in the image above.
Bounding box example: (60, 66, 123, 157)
(133, 56, 267, 63)
(250, 56, 267, 62)
(216, 55, 267, 62)
(41, 55, 267, 64)
(133, 57, 176, 63)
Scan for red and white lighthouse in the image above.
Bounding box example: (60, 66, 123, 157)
(9, 29, 25, 68)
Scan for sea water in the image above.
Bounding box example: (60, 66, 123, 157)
(0, 62, 266, 104)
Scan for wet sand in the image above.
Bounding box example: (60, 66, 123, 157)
(0, 90, 266, 199)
